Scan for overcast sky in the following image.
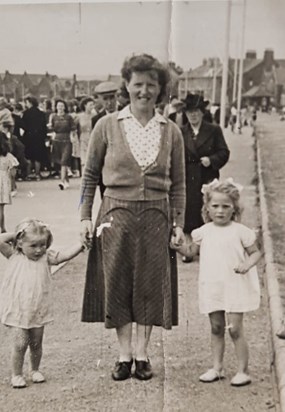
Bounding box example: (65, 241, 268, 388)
(0, 0, 284, 78)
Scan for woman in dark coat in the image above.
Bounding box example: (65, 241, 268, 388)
(21, 96, 47, 180)
(181, 93, 230, 261)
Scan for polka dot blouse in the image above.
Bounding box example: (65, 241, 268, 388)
(118, 105, 167, 170)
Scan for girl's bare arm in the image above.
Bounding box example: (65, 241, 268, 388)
(53, 241, 85, 265)
(234, 241, 262, 274)
(0, 233, 14, 258)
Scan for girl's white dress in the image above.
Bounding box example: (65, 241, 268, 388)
(0, 153, 19, 204)
(0, 250, 59, 329)
(192, 221, 260, 314)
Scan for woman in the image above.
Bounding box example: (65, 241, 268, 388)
(50, 99, 76, 190)
(80, 54, 185, 381)
(181, 93, 230, 262)
(21, 96, 47, 181)
(77, 97, 95, 171)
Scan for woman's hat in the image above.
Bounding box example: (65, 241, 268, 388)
(183, 93, 209, 112)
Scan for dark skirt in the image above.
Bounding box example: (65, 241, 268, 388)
(23, 133, 48, 163)
(82, 196, 178, 329)
(52, 140, 72, 166)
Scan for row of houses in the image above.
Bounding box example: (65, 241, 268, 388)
(0, 71, 123, 102)
(178, 49, 285, 109)
(0, 68, 180, 103)
(2, 49, 284, 109)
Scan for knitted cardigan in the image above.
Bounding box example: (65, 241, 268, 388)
(80, 111, 186, 227)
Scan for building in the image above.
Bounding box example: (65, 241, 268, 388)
(178, 49, 285, 109)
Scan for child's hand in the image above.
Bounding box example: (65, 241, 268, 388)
(234, 263, 250, 274)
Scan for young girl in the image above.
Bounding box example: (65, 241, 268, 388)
(0, 132, 19, 232)
(0, 218, 86, 388)
(171, 178, 262, 387)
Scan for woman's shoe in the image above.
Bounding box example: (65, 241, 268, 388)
(59, 182, 64, 190)
(182, 256, 193, 263)
(199, 368, 225, 383)
(31, 370, 45, 383)
(230, 372, 251, 387)
(112, 360, 133, 381)
(11, 375, 27, 388)
(134, 359, 153, 380)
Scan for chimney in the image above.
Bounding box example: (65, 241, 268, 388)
(263, 49, 274, 71)
(73, 74, 77, 82)
(245, 50, 257, 59)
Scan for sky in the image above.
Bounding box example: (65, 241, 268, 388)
(0, 0, 284, 78)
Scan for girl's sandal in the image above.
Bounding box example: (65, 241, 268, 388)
(11, 375, 27, 388)
(230, 372, 251, 387)
(31, 370, 45, 383)
(199, 368, 225, 383)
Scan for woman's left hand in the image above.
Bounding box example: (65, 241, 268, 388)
(172, 226, 185, 247)
(200, 156, 211, 167)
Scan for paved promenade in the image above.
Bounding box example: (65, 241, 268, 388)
(0, 126, 279, 411)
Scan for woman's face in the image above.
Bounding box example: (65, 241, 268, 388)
(56, 102, 65, 113)
(85, 101, 95, 114)
(186, 108, 203, 127)
(126, 71, 161, 112)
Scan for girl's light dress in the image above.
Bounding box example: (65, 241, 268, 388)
(0, 153, 19, 204)
(0, 250, 59, 329)
(192, 221, 260, 314)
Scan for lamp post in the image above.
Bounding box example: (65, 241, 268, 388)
(236, 0, 247, 133)
(220, 0, 232, 131)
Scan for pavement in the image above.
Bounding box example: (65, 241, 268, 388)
(0, 125, 279, 411)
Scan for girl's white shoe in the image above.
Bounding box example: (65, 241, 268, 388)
(230, 372, 251, 387)
(11, 375, 27, 388)
(199, 368, 225, 382)
(31, 370, 45, 383)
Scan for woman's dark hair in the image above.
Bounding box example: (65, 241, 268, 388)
(121, 54, 170, 103)
(0, 132, 10, 156)
(15, 103, 23, 112)
(79, 97, 94, 112)
(24, 96, 38, 108)
(55, 99, 68, 114)
(44, 99, 52, 111)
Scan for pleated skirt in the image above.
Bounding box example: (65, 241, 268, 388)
(81, 196, 178, 329)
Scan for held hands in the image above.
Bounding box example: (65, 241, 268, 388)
(200, 156, 211, 167)
(80, 220, 93, 250)
(170, 227, 189, 257)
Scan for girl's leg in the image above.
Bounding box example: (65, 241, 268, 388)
(29, 327, 44, 372)
(35, 161, 41, 178)
(60, 165, 66, 183)
(12, 328, 30, 376)
(209, 311, 226, 372)
(116, 323, 133, 362)
(136, 324, 152, 361)
(227, 312, 249, 373)
(0, 204, 6, 233)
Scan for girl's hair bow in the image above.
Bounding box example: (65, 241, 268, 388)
(201, 178, 243, 195)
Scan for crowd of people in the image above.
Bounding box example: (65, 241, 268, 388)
(0, 53, 265, 391)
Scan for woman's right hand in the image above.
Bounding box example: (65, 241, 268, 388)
(80, 220, 93, 249)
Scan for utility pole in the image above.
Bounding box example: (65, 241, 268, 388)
(212, 57, 217, 104)
(236, 0, 246, 133)
(220, 0, 232, 132)
(232, 37, 239, 103)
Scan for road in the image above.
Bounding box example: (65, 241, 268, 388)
(0, 126, 279, 411)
